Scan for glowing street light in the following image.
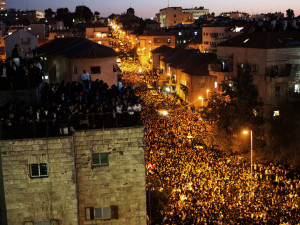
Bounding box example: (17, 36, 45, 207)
(198, 96, 204, 107)
(206, 89, 210, 99)
(243, 129, 253, 180)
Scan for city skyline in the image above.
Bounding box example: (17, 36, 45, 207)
(6, 0, 300, 18)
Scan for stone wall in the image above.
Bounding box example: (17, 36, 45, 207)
(0, 126, 146, 225)
(74, 127, 146, 225)
(0, 137, 78, 225)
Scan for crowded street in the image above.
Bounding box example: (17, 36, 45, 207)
(112, 24, 300, 224)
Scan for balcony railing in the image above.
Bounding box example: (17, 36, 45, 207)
(0, 112, 143, 140)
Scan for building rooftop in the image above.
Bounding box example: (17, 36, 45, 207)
(35, 37, 117, 58)
(151, 45, 173, 53)
(219, 32, 300, 49)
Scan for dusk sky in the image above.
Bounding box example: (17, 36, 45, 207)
(6, 0, 300, 18)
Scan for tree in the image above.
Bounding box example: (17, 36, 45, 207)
(202, 64, 263, 154)
(74, 5, 93, 23)
(56, 8, 74, 28)
(286, 8, 294, 19)
(45, 8, 55, 19)
(94, 11, 100, 21)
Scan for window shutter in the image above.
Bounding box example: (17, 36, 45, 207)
(85, 207, 94, 220)
(111, 205, 118, 219)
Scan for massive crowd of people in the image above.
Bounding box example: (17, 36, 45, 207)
(0, 79, 142, 139)
(138, 87, 300, 224)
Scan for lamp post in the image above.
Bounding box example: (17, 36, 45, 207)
(206, 89, 210, 99)
(243, 130, 253, 179)
(198, 96, 204, 107)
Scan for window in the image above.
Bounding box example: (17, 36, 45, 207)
(295, 84, 300, 93)
(92, 153, 109, 166)
(98, 41, 102, 44)
(275, 86, 280, 92)
(167, 39, 171, 43)
(273, 110, 280, 117)
(214, 82, 218, 89)
(252, 65, 259, 73)
(200, 83, 205, 88)
(73, 66, 77, 74)
(178, 32, 182, 36)
(174, 21, 176, 24)
(91, 66, 101, 74)
(85, 206, 118, 220)
(30, 163, 48, 178)
(174, 14, 176, 18)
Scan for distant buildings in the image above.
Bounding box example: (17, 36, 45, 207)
(183, 7, 209, 20)
(0, 0, 6, 11)
(137, 30, 176, 63)
(201, 24, 243, 53)
(159, 7, 184, 28)
(85, 24, 112, 47)
(219, 11, 249, 20)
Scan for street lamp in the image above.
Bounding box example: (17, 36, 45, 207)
(243, 129, 253, 180)
(198, 96, 204, 107)
(206, 89, 210, 99)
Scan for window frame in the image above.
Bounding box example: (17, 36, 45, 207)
(92, 153, 109, 166)
(90, 66, 101, 75)
(30, 163, 48, 178)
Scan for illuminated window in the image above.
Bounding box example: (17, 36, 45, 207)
(273, 110, 280, 117)
(30, 163, 48, 178)
(295, 84, 300, 93)
(91, 66, 101, 74)
(214, 82, 218, 88)
(28, 27, 31, 30)
(92, 153, 109, 166)
(194, 32, 197, 35)
(179, 32, 182, 35)
(167, 39, 171, 43)
(98, 41, 102, 44)
(183, 40, 186, 43)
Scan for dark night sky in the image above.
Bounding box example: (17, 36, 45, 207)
(6, 0, 300, 18)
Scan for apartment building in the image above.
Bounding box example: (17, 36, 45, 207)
(201, 24, 242, 53)
(212, 32, 300, 116)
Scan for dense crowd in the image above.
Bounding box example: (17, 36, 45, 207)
(135, 86, 300, 224)
(0, 79, 142, 139)
(110, 25, 300, 224)
(0, 57, 43, 90)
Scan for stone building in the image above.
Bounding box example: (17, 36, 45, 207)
(159, 7, 183, 28)
(0, 127, 147, 225)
